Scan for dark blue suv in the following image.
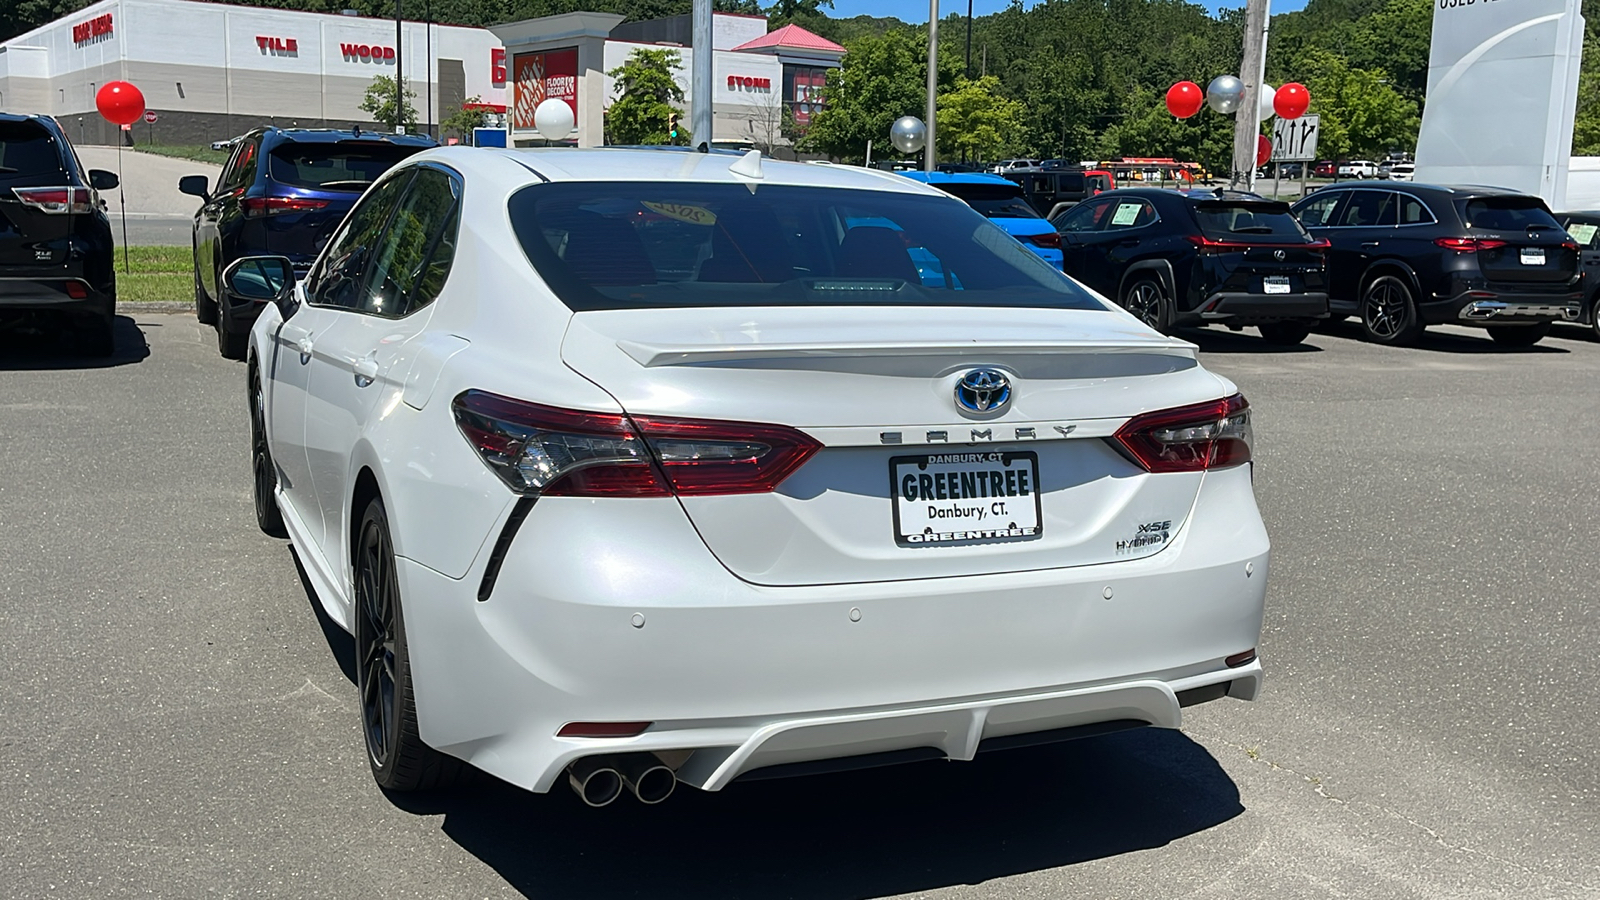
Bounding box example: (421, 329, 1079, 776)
(180, 127, 435, 358)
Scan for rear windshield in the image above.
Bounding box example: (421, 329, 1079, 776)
(508, 182, 1104, 313)
(1460, 197, 1562, 232)
(268, 142, 419, 191)
(935, 183, 1041, 218)
(0, 121, 67, 183)
(1192, 200, 1309, 243)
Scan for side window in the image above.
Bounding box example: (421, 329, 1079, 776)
(1294, 191, 1344, 227)
(1337, 190, 1397, 227)
(304, 171, 413, 309)
(1055, 198, 1114, 233)
(359, 167, 461, 316)
(1103, 199, 1156, 230)
(1398, 195, 1435, 226)
(224, 138, 260, 194)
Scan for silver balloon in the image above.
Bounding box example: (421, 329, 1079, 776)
(890, 115, 927, 154)
(1206, 75, 1245, 115)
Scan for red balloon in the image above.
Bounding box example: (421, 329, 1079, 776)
(1274, 82, 1310, 120)
(1256, 135, 1273, 168)
(1165, 81, 1204, 119)
(96, 81, 146, 127)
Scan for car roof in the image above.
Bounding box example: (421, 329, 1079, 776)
(408, 147, 948, 197)
(1093, 187, 1270, 203)
(896, 171, 1018, 187)
(1307, 180, 1536, 199)
(258, 127, 438, 148)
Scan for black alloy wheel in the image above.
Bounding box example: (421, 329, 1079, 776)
(1257, 321, 1312, 345)
(1486, 322, 1551, 347)
(354, 498, 468, 792)
(250, 374, 287, 538)
(1360, 275, 1424, 346)
(1121, 278, 1173, 334)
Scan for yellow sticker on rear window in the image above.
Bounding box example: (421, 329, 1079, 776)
(1567, 223, 1598, 247)
(1110, 203, 1143, 226)
(642, 202, 717, 226)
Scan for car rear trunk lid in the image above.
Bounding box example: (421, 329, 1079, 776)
(0, 121, 74, 268)
(1458, 197, 1577, 284)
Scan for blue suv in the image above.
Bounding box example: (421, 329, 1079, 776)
(180, 127, 435, 358)
(897, 171, 1064, 269)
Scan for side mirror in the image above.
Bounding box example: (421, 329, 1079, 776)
(88, 169, 119, 191)
(178, 175, 210, 198)
(222, 256, 297, 319)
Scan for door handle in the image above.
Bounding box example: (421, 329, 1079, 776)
(352, 356, 379, 388)
(296, 336, 314, 364)
(1360, 241, 1380, 249)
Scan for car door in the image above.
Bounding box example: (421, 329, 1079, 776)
(303, 165, 461, 574)
(1560, 214, 1600, 294)
(1055, 197, 1116, 294)
(1075, 197, 1157, 298)
(197, 135, 258, 301)
(1327, 190, 1398, 301)
(274, 168, 413, 554)
(1293, 189, 1351, 304)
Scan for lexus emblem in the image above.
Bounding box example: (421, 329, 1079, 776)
(955, 368, 1012, 413)
(1273, 249, 1286, 261)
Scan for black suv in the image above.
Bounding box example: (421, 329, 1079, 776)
(1053, 188, 1330, 344)
(1555, 209, 1600, 339)
(1001, 168, 1113, 219)
(0, 113, 120, 355)
(1293, 182, 1581, 346)
(181, 127, 435, 358)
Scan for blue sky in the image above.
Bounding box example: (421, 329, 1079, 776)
(826, 0, 1311, 20)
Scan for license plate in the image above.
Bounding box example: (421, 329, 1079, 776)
(1521, 248, 1545, 265)
(1263, 276, 1291, 294)
(890, 451, 1042, 547)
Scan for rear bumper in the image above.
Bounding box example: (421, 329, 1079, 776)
(394, 463, 1270, 794)
(1424, 285, 1582, 325)
(0, 277, 112, 318)
(1195, 291, 1329, 323)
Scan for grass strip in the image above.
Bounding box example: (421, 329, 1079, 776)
(114, 246, 192, 303)
(132, 145, 230, 166)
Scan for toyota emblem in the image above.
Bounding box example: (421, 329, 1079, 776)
(955, 368, 1012, 413)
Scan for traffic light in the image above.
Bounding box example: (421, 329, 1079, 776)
(670, 114, 679, 140)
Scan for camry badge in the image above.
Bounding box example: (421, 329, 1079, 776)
(955, 368, 1012, 413)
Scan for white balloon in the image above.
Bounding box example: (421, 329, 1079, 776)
(1259, 84, 1277, 121)
(1206, 75, 1244, 115)
(890, 115, 927, 154)
(533, 98, 574, 142)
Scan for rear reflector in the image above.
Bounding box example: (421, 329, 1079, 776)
(1112, 393, 1252, 473)
(12, 186, 92, 215)
(1225, 649, 1258, 668)
(63, 281, 88, 299)
(242, 196, 331, 218)
(558, 722, 652, 738)
(451, 390, 821, 498)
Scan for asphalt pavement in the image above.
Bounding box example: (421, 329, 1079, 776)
(75, 146, 218, 247)
(1, 315, 1597, 898)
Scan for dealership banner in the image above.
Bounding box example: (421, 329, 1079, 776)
(513, 48, 578, 130)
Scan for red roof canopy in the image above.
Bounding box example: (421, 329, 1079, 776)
(731, 23, 846, 54)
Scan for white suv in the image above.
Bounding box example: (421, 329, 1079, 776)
(1337, 160, 1379, 178)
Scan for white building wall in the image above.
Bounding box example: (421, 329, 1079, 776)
(600, 39, 782, 143)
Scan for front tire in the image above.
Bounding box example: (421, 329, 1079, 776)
(1486, 322, 1551, 347)
(354, 498, 468, 793)
(1121, 277, 1173, 334)
(1258, 321, 1311, 345)
(194, 261, 217, 326)
(250, 372, 287, 538)
(1360, 274, 1424, 346)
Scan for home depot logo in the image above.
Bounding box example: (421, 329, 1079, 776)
(341, 43, 395, 63)
(72, 13, 113, 46)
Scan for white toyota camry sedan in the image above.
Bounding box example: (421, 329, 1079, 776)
(233, 146, 1268, 806)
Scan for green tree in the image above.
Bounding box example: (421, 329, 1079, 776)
(1297, 49, 1419, 159)
(440, 96, 487, 143)
(802, 28, 959, 163)
(936, 76, 1024, 162)
(359, 75, 419, 132)
(606, 48, 689, 146)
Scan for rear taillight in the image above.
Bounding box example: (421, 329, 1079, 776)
(1305, 239, 1331, 252)
(1562, 240, 1580, 252)
(1435, 237, 1507, 252)
(1022, 232, 1062, 249)
(451, 390, 821, 498)
(241, 196, 331, 218)
(12, 187, 92, 215)
(1112, 394, 1252, 473)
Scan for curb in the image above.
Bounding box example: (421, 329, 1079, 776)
(119, 302, 194, 315)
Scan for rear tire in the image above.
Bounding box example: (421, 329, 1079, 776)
(355, 498, 469, 793)
(1258, 321, 1311, 345)
(78, 315, 114, 358)
(1120, 277, 1173, 334)
(1360, 274, 1424, 346)
(1590, 296, 1600, 342)
(1486, 323, 1551, 347)
(250, 371, 287, 538)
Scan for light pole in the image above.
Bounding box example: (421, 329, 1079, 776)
(924, 0, 937, 172)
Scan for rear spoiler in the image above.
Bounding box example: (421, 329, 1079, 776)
(616, 337, 1197, 368)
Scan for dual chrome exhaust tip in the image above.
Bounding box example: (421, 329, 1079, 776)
(567, 753, 676, 807)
